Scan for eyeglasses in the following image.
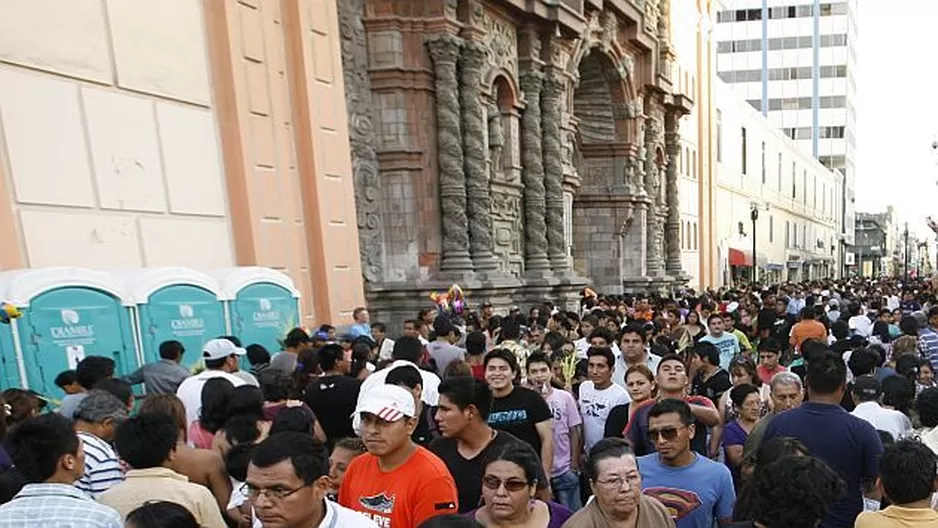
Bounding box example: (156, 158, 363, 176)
(482, 475, 530, 492)
(240, 482, 310, 501)
(593, 474, 640, 490)
(647, 426, 684, 443)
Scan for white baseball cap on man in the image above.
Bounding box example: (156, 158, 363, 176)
(202, 338, 247, 361)
(354, 384, 416, 422)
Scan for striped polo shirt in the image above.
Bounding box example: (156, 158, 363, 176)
(75, 432, 124, 499)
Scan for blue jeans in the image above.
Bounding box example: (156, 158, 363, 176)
(551, 469, 582, 512)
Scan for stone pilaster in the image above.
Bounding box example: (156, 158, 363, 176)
(520, 70, 551, 273)
(542, 70, 568, 271)
(427, 34, 473, 273)
(337, 0, 384, 282)
(644, 115, 663, 276)
(664, 110, 684, 276)
(459, 41, 498, 271)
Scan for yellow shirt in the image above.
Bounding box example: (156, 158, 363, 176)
(97, 467, 226, 528)
(855, 505, 938, 528)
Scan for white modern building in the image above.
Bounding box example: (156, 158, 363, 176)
(714, 78, 841, 285)
(714, 0, 857, 272)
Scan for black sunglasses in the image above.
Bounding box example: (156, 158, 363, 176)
(647, 426, 683, 443)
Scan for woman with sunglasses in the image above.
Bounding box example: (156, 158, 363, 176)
(470, 444, 572, 528)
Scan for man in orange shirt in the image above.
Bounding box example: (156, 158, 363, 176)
(339, 384, 458, 527)
(789, 306, 828, 356)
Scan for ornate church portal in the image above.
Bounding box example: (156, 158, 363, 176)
(337, 0, 692, 326)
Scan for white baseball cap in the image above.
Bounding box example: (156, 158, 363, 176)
(202, 338, 246, 361)
(354, 384, 416, 422)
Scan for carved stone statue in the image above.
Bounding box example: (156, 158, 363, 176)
(488, 103, 504, 178)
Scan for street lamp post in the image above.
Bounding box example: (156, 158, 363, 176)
(904, 223, 910, 282)
(750, 204, 759, 284)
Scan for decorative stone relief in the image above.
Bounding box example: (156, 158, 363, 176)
(645, 0, 661, 35)
(616, 56, 634, 83)
(337, 0, 384, 283)
(481, 11, 518, 77)
(490, 190, 524, 276)
(443, 0, 458, 20)
(600, 10, 618, 50)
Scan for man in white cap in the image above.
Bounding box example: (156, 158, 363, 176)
(339, 385, 458, 527)
(175, 338, 249, 428)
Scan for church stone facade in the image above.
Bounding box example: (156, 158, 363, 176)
(338, 0, 692, 324)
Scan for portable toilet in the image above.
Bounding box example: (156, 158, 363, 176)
(0, 268, 138, 398)
(119, 268, 228, 371)
(213, 267, 301, 355)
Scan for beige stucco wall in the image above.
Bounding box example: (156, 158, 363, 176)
(0, 0, 234, 269)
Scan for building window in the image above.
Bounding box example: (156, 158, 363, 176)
(785, 221, 790, 248)
(693, 223, 698, 250)
(777, 153, 783, 190)
(761, 141, 766, 183)
(802, 170, 807, 204)
(741, 127, 748, 175)
(791, 162, 797, 199)
(692, 150, 697, 179)
(769, 215, 774, 243)
(686, 221, 692, 250)
(717, 111, 723, 162)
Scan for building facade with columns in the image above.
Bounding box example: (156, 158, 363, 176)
(342, 0, 693, 325)
(0, 0, 365, 327)
(0, 0, 692, 331)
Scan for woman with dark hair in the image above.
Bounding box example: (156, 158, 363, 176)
(469, 444, 572, 527)
(212, 385, 270, 456)
(188, 378, 235, 449)
(349, 341, 373, 381)
(257, 370, 326, 442)
(733, 437, 810, 521)
(125, 501, 199, 528)
(731, 456, 845, 528)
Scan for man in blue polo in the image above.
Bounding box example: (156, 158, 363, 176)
(762, 350, 882, 528)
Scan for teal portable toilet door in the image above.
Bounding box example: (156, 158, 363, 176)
(21, 287, 135, 397)
(141, 285, 228, 369)
(230, 283, 300, 354)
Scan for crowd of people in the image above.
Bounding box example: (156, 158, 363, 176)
(0, 279, 936, 527)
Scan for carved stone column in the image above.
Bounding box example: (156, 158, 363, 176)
(664, 110, 684, 276)
(520, 70, 551, 273)
(644, 115, 663, 276)
(459, 41, 498, 271)
(542, 70, 568, 271)
(427, 34, 473, 273)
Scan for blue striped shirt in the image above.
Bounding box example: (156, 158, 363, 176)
(920, 327, 938, 371)
(75, 432, 124, 499)
(0, 483, 122, 527)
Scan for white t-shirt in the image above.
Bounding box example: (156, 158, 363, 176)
(176, 370, 247, 428)
(851, 401, 912, 441)
(377, 338, 396, 361)
(849, 315, 873, 337)
(578, 381, 631, 451)
(228, 489, 377, 528)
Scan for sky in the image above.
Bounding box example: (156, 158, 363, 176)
(854, 0, 938, 239)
